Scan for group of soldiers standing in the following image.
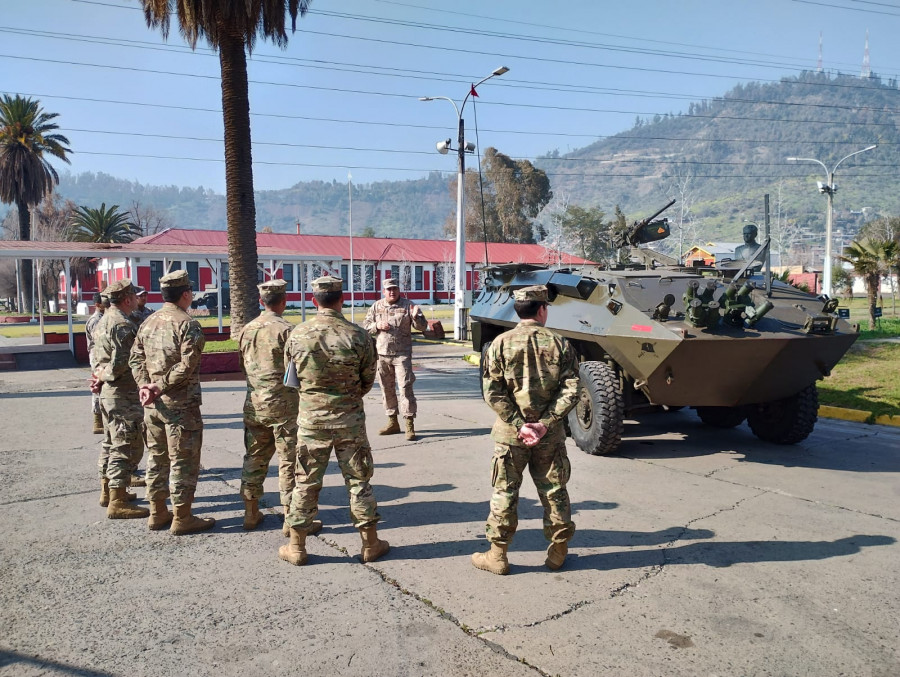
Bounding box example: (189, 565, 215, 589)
(89, 268, 579, 574)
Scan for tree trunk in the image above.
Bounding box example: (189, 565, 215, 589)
(218, 28, 259, 335)
(867, 274, 878, 331)
(16, 198, 33, 313)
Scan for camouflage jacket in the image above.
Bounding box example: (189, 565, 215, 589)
(363, 297, 427, 356)
(237, 310, 299, 421)
(286, 308, 376, 429)
(85, 309, 104, 366)
(129, 306, 154, 326)
(93, 307, 139, 402)
(483, 320, 580, 445)
(129, 302, 205, 409)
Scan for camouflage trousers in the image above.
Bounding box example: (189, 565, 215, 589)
(240, 415, 297, 506)
(286, 425, 381, 530)
(484, 434, 575, 547)
(97, 396, 144, 488)
(377, 353, 417, 418)
(144, 405, 203, 507)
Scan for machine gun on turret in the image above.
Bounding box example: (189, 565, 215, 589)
(614, 198, 676, 248)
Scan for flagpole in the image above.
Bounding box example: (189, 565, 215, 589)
(348, 171, 354, 323)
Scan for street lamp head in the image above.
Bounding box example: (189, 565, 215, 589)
(418, 97, 433, 102)
(492, 66, 510, 76)
(464, 141, 476, 153)
(436, 139, 451, 155)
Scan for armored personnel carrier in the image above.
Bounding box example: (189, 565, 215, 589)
(470, 202, 858, 455)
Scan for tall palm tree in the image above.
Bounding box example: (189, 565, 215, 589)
(840, 237, 897, 330)
(70, 203, 139, 244)
(141, 0, 311, 333)
(0, 95, 71, 312)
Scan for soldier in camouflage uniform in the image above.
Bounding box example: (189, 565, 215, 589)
(238, 278, 321, 537)
(86, 292, 109, 434)
(363, 277, 427, 441)
(129, 269, 214, 535)
(89, 280, 148, 519)
(279, 276, 389, 567)
(472, 285, 580, 575)
(129, 286, 154, 326)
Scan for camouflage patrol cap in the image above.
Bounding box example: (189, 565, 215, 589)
(311, 275, 343, 292)
(383, 277, 399, 289)
(160, 269, 191, 289)
(513, 285, 550, 303)
(258, 278, 287, 295)
(104, 278, 136, 302)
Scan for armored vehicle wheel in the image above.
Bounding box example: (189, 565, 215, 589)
(567, 361, 624, 456)
(695, 406, 746, 428)
(747, 384, 818, 444)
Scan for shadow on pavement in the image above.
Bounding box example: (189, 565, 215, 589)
(0, 649, 113, 676)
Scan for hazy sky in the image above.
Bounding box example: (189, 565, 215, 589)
(3, 0, 896, 193)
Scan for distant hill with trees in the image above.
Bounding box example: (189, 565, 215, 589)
(46, 72, 899, 256)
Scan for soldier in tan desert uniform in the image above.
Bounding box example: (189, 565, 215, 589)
(364, 277, 427, 441)
(130, 269, 214, 535)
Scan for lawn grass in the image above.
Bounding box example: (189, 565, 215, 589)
(818, 342, 900, 419)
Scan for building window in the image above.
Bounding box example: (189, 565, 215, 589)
(401, 265, 412, 291)
(365, 264, 375, 291)
(340, 264, 349, 291)
(221, 262, 229, 289)
(257, 266, 265, 283)
(282, 263, 294, 291)
(149, 260, 164, 292)
(435, 264, 445, 291)
(414, 265, 423, 291)
(186, 261, 200, 291)
(390, 264, 399, 282)
(169, 261, 182, 272)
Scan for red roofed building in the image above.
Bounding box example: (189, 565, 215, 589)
(94, 229, 592, 307)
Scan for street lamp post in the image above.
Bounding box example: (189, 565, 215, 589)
(787, 144, 876, 296)
(420, 66, 509, 341)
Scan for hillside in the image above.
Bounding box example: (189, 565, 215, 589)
(49, 71, 899, 250)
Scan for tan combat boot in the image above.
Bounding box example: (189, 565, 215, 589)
(404, 417, 416, 441)
(243, 497, 265, 531)
(107, 487, 150, 519)
(278, 527, 308, 566)
(99, 478, 110, 507)
(545, 542, 568, 571)
(359, 525, 390, 562)
(148, 498, 173, 531)
(93, 411, 103, 434)
(378, 415, 401, 435)
(170, 501, 215, 535)
(129, 474, 146, 488)
(471, 543, 510, 575)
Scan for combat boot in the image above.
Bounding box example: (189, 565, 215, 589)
(545, 542, 568, 571)
(282, 517, 322, 537)
(148, 498, 173, 531)
(99, 478, 110, 507)
(129, 474, 146, 488)
(93, 411, 103, 434)
(243, 497, 265, 531)
(107, 487, 150, 520)
(278, 527, 308, 566)
(378, 415, 401, 435)
(471, 543, 510, 575)
(170, 501, 215, 536)
(404, 417, 416, 441)
(359, 525, 390, 562)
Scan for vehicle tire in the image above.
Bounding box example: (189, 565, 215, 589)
(747, 384, 818, 444)
(695, 406, 746, 428)
(567, 361, 624, 456)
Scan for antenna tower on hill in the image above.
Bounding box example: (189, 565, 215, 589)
(861, 29, 871, 78)
(817, 32, 823, 72)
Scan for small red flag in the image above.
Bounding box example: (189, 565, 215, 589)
(469, 84, 479, 98)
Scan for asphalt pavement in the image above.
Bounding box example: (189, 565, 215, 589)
(1, 341, 898, 677)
